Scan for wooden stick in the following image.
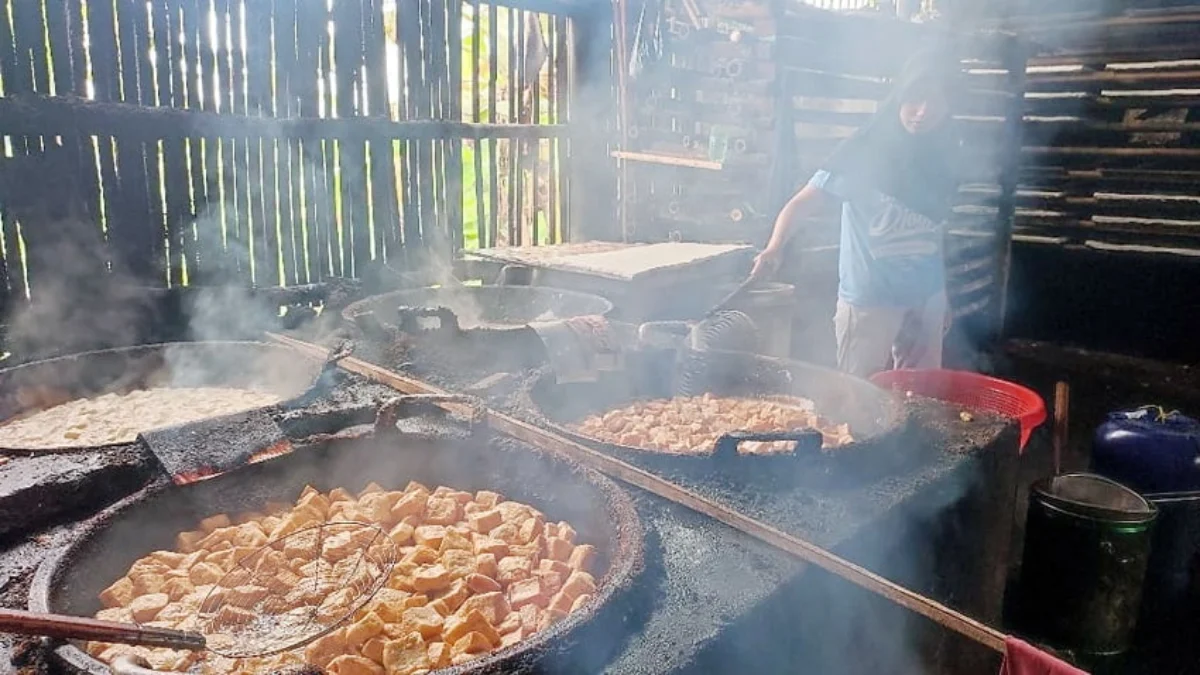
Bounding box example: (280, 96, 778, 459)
(610, 150, 724, 171)
(265, 334, 1011, 654)
(1053, 382, 1070, 476)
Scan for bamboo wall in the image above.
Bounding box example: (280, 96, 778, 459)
(0, 0, 584, 312)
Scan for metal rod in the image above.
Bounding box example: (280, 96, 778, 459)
(265, 333, 1012, 654)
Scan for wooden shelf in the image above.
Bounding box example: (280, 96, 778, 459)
(611, 150, 724, 171)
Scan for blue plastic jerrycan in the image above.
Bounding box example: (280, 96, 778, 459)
(1092, 406, 1200, 495)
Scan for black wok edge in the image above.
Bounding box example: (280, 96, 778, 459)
(29, 402, 645, 675)
(528, 349, 922, 488)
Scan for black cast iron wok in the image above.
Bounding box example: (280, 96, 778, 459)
(340, 285, 614, 333)
(529, 348, 916, 486)
(0, 342, 327, 455)
(30, 409, 644, 674)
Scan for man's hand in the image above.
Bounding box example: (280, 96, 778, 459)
(750, 246, 784, 281)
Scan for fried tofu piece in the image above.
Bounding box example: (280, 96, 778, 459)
(389, 521, 415, 546)
(204, 549, 236, 571)
(357, 481, 384, 497)
(303, 628, 347, 669)
(345, 611, 386, 646)
(472, 534, 509, 559)
(424, 497, 461, 526)
(538, 608, 567, 631)
(148, 551, 187, 569)
(497, 555, 533, 585)
(496, 501, 533, 524)
(568, 544, 596, 572)
(327, 654, 384, 675)
(547, 589, 574, 614)
(95, 607, 134, 624)
(508, 577, 549, 610)
(571, 593, 593, 612)
(497, 611, 522, 635)
(439, 528, 473, 554)
(382, 631, 430, 674)
(160, 576, 195, 602)
(322, 486, 351, 503)
(518, 515, 546, 545)
(535, 569, 564, 596)
(411, 564, 451, 592)
(399, 606, 444, 639)
(560, 571, 597, 600)
(465, 573, 502, 594)
(474, 491, 502, 509)
(224, 584, 268, 608)
(129, 572, 166, 596)
(370, 588, 414, 623)
(468, 508, 503, 533)
(440, 549, 476, 580)
(199, 514, 232, 533)
(442, 609, 500, 646)
(365, 491, 402, 520)
(431, 578, 469, 613)
(99, 577, 134, 608)
(230, 522, 269, 548)
(361, 635, 387, 663)
(458, 591, 511, 625)
(537, 558, 570, 576)
(476, 553, 499, 579)
(128, 593, 169, 622)
(490, 523, 520, 545)
(518, 604, 540, 633)
(451, 631, 493, 658)
(427, 598, 452, 617)
(403, 545, 440, 566)
(546, 536, 573, 562)
(413, 525, 446, 550)
(390, 492, 426, 522)
(427, 641, 451, 668)
(500, 628, 525, 648)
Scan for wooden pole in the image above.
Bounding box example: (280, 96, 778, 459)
(1053, 381, 1070, 475)
(266, 333, 1011, 654)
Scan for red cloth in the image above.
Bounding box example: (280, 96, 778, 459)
(1001, 638, 1089, 675)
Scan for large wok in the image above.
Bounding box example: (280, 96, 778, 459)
(529, 348, 916, 486)
(340, 286, 614, 332)
(30, 414, 644, 674)
(0, 342, 326, 455)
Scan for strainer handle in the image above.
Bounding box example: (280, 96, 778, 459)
(0, 608, 207, 651)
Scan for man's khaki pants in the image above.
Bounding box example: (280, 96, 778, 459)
(833, 292, 947, 379)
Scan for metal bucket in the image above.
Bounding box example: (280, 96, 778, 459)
(1018, 473, 1158, 656)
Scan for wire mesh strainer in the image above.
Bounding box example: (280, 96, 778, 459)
(195, 521, 398, 658)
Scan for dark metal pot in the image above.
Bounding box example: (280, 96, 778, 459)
(1018, 473, 1158, 656)
(29, 424, 644, 674)
(529, 348, 913, 487)
(0, 342, 325, 454)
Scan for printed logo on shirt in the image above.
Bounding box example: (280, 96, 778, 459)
(866, 195, 941, 258)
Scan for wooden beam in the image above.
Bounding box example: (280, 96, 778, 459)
(0, 94, 569, 142)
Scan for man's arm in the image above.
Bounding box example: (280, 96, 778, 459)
(750, 183, 830, 280)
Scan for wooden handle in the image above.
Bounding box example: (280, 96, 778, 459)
(0, 608, 207, 651)
(265, 333, 1011, 654)
(1053, 382, 1070, 475)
